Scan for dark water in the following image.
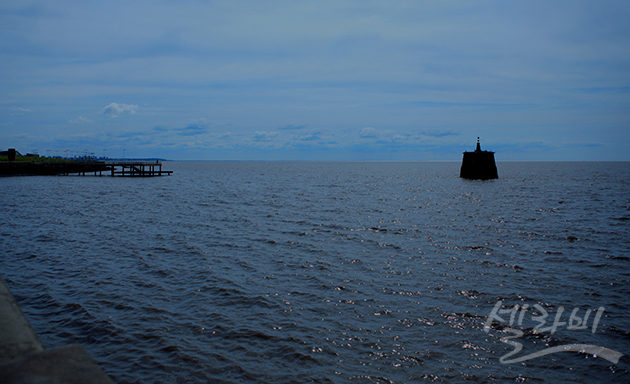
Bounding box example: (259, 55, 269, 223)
(1, 162, 629, 383)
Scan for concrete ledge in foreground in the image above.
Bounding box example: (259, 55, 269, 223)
(0, 277, 44, 361)
(0, 276, 114, 384)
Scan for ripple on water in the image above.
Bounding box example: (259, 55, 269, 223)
(1, 162, 629, 383)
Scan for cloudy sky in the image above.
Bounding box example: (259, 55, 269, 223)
(1, 1, 629, 160)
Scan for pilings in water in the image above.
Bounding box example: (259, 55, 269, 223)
(0, 161, 173, 177)
(108, 161, 173, 177)
(460, 138, 498, 180)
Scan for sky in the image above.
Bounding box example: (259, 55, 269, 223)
(1, 1, 629, 161)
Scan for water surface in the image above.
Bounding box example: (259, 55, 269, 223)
(1, 161, 629, 383)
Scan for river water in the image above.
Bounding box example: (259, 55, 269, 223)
(1, 161, 629, 383)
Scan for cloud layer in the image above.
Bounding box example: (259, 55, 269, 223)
(0, 1, 629, 160)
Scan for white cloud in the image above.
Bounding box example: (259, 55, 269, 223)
(358, 127, 412, 143)
(252, 131, 278, 142)
(278, 124, 308, 131)
(68, 115, 93, 124)
(359, 127, 379, 139)
(11, 107, 31, 112)
(101, 103, 138, 118)
(422, 131, 459, 138)
(294, 130, 324, 142)
(176, 121, 210, 136)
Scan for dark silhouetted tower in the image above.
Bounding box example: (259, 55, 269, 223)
(460, 138, 498, 180)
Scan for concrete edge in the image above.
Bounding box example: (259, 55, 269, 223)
(0, 276, 44, 361)
(0, 276, 115, 384)
(0, 344, 115, 384)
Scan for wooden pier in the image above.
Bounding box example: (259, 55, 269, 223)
(106, 161, 173, 177)
(0, 160, 173, 177)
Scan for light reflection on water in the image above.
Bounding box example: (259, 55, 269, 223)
(1, 161, 629, 383)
